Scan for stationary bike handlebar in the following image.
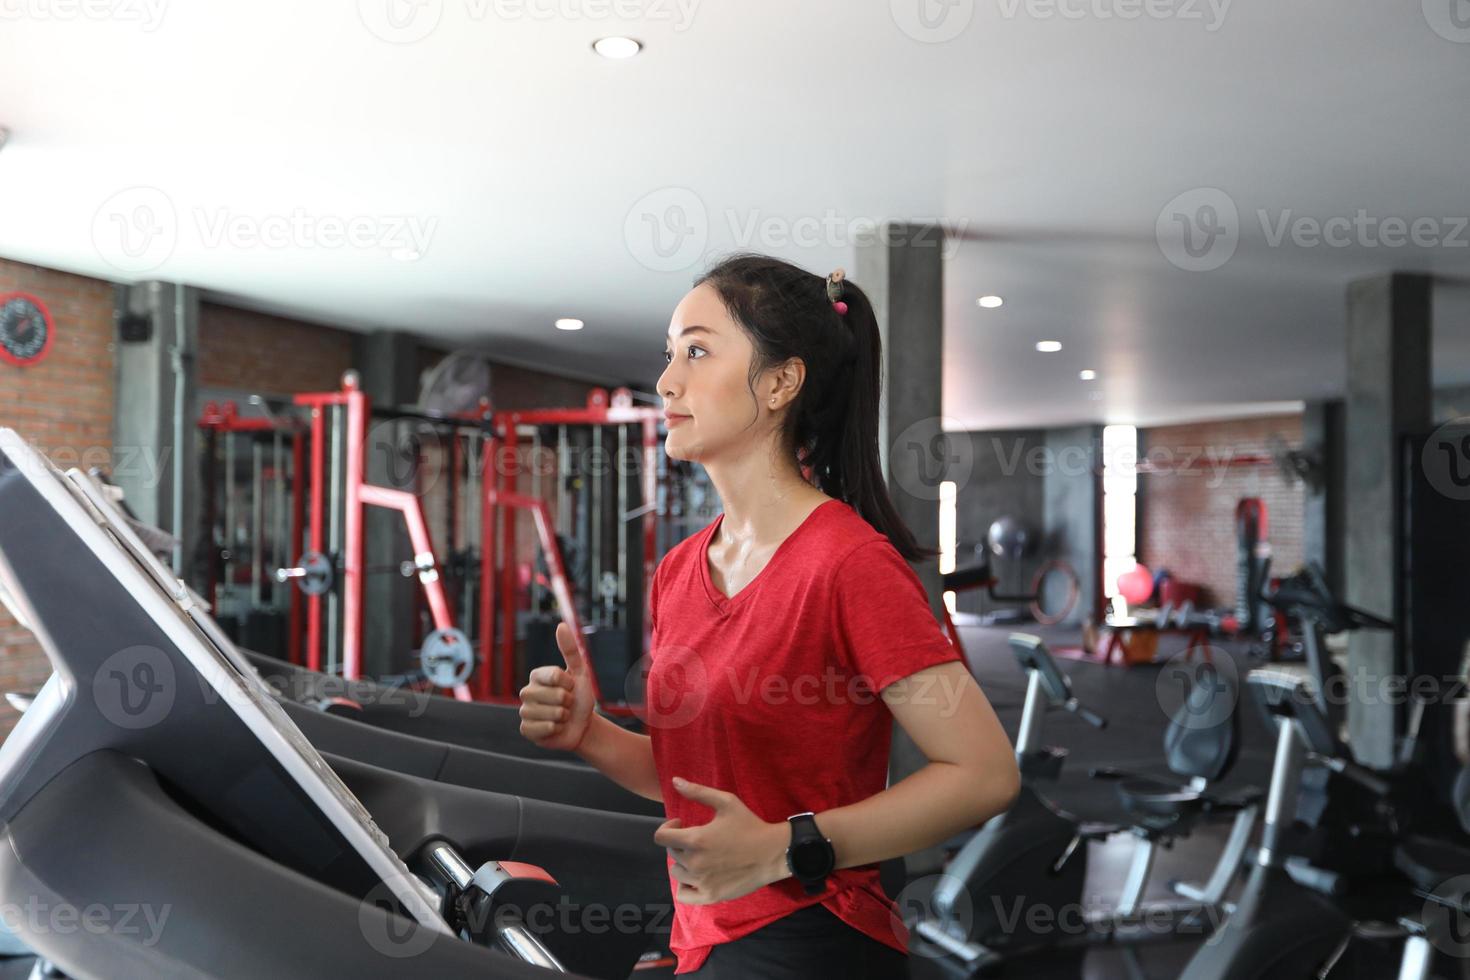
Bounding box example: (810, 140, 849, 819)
(1265, 563, 1393, 634)
(1306, 752, 1393, 797)
(1065, 699, 1108, 729)
(1010, 635, 1110, 728)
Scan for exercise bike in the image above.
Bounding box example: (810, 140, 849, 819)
(1175, 564, 1466, 979)
(912, 633, 1259, 976)
(1379, 754, 1470, 979)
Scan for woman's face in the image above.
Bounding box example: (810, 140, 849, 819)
(657, 283, 793, 464)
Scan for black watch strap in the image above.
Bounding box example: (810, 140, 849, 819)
(786, 812, 835, 895)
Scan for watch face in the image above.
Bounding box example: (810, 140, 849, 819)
(790, 838, 834, 879)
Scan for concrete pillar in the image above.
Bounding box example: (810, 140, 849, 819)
(1344, 273, 1432, 767)
(354, 331, 423, 677)
(356, 331, 421, 409)
(112, 282, 200, 577)
(1042, 426, 1103, 626)
(1301, 400, 1345, 598)
(856, 223, 948, 874)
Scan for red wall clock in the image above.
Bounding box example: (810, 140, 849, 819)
(0, 293, 54, 368)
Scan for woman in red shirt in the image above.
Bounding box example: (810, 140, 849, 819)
(520, 253, 1020, 978)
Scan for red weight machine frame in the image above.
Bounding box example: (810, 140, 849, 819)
(478, 388, 661, 717)
(203, 378, 665, 712)
(295, 374, 476, 701)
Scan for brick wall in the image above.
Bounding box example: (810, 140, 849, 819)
(198, 302, 355, 396)
(1138, 414, 1304, 607)
(0, 258, 117, 734)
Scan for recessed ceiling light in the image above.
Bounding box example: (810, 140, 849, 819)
(593, 37, 641, 59)
(1036, 341, 1062, 353)
(977, 295, 1003, 309)
(555, 318, 584, 331)
(1079, 369, 1096, 381)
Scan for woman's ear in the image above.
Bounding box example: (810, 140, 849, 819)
(764, 357, 806, 411)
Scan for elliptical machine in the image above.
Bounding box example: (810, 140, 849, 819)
(913, 633, 1259, 975)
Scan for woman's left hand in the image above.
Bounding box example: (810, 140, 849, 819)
(653, 777, 792, 905)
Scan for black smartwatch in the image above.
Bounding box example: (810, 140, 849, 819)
(785, 812, 835, 895)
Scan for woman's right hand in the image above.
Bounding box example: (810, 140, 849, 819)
(518, 621, 596, 752)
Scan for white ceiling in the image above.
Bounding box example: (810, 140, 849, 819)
(2, 0, 1468, 429)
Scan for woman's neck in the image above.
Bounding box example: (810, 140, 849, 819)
(703, 448, 827, 549)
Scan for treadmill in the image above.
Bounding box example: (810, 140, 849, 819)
(270, 691, 664, 818)
(0, 430, 672, 979)
(243, 649, 588, 764)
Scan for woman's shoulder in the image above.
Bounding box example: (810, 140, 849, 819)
(807, 497, 895, 566)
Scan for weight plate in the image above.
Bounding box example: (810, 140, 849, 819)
(298, 551, 334, 597)
(421, 627, 473, 688)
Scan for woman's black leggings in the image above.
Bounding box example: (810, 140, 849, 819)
(686, 902, 909, 979)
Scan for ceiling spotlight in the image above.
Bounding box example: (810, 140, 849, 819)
(593, 37, 642, 59)
(1036, 341, 1062, 353)
(977, 295, 1003, 309)
(1079, 369, 1096, 381)
(555, 318, 585, 331)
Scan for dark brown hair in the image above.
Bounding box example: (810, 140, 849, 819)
(694, 253, 937, 562)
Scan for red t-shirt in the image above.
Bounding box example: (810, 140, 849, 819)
(644, 498, 963, 974)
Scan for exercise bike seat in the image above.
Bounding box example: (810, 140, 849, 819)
(1392, 836, 1470, 894)
(1086, 766, 1209, 827)
(1117, 775, 1199, 811)
(1115, 776, 1206, 826)
(1093, 766, 1259, 830)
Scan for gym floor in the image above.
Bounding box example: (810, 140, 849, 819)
(929, 620, 1407, 980)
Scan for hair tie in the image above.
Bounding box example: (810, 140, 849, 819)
(826, 268, 848, 315)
